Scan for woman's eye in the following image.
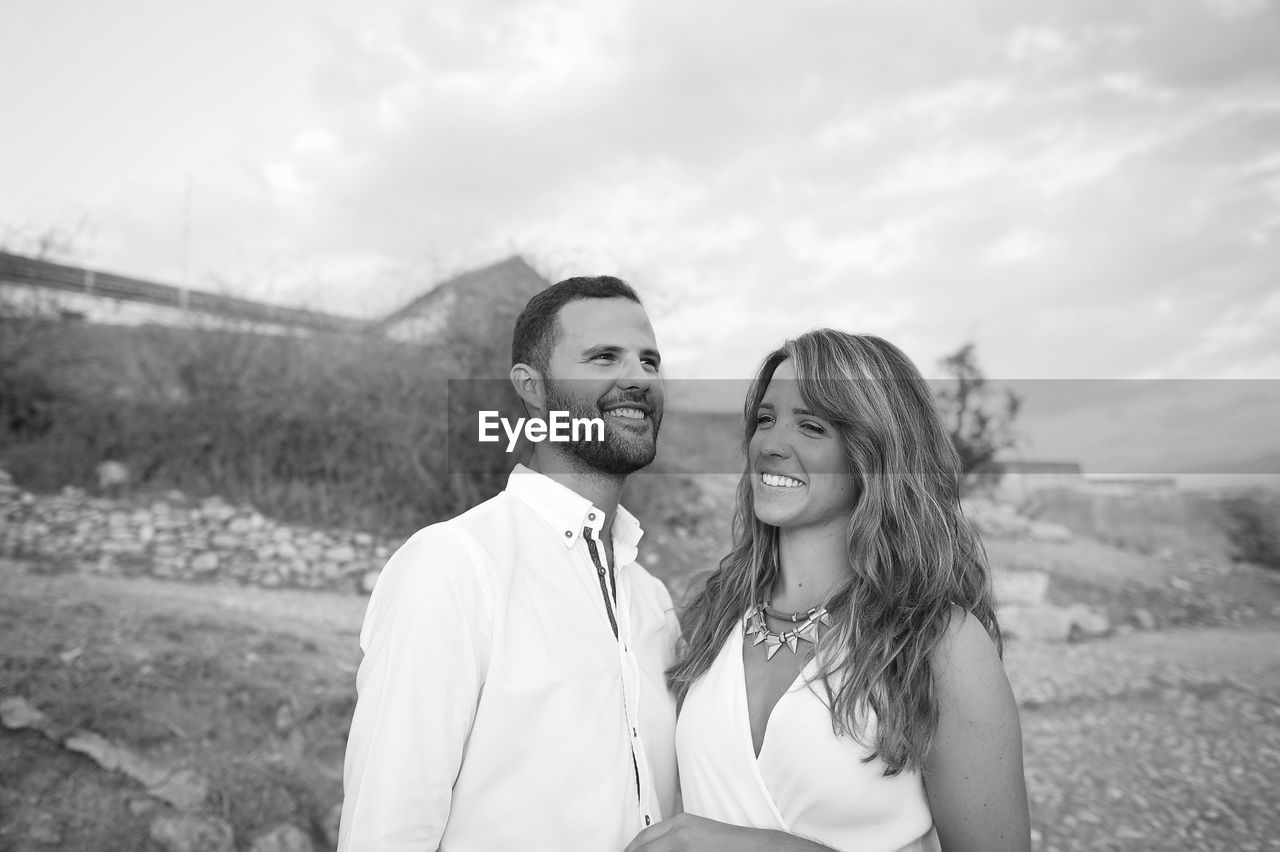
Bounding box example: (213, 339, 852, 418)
(755, 413, 775, 426)
(801, 422, 826, 435)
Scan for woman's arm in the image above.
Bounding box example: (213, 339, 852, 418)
(924, 611, 1031, 852)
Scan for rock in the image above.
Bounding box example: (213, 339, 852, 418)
(128, 796, 159, 816)
(1132, 608, 1157, 630)
(209, 532, 241, 550)
(321, 802, 344, 848)
(1028, 520, 1073, 543)
(994, 570, 1050, 606)
(1, 695, 50, 733)
(63, 730, 168, 787)
(96, 460, 130, 490)
(149, 767, 209, 811)
(325, 545, 355, 564)
(190, 552, 220, 574)
(28, 810, 61, 844)
(248, 823, 314, 852)
(998, 604, 1076, 642)
(962, 499, 1032, 538)
(360, 568, 381, 594)
(149, 813, 235, 852)
(1068, 605, 1112, 638)
(227, 517, 254, 534)
(274, 702, 296, 733)
(200, 499, 236, 523)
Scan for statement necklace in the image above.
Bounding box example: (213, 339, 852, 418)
(745, 601, 832, 660)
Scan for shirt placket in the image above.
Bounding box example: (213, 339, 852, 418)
(581, 520, 655, 830)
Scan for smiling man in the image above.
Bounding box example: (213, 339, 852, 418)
(338, 276, 681, 851)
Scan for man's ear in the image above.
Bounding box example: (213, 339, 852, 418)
(510, 363, 545, 416)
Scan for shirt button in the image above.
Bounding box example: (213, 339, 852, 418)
(645, 816, 651, 826)
(588, 512, 596, 520)
(564, 530, 572, 538)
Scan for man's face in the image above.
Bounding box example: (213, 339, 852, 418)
(541, 297, 664, 475)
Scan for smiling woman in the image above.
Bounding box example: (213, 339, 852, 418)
(629, 330, 1030, 852)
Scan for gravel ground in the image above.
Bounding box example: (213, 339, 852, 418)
(1005, 628, 1280, 851)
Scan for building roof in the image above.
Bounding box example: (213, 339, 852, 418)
(0, 251, 548, 338)
(368, 256, 546, 334)
(0, 251, 367, 334)
(997, 460, 1084, 475)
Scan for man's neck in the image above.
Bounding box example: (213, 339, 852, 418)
(527, 447, 626, 537)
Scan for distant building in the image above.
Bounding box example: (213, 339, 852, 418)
(0, 251, 366, 335)
(987, 459, 1084, 502)
(1083, 475, 1179, 497)
(0, 251, 547, 346)
(370, 256, 548, 345)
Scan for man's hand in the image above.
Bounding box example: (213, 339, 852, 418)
(624, 813, 832, 852)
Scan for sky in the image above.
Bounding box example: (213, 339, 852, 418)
(2, 0, 1278, 472)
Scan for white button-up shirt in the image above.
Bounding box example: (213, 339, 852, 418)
(338, 465, 681, 852)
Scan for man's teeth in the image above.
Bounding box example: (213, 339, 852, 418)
(607, 407, 646, 420)
(762, 473, 804, 488)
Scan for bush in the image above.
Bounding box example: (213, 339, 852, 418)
(1218, 489, 1280, 570)
(0, 318, 522, 536)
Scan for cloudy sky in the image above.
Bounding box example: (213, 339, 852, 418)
(3, 0, 1278, 470)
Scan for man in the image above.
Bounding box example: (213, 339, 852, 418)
(338, 276, 680, 851)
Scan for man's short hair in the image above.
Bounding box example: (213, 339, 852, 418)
(511, 276, 641, 373)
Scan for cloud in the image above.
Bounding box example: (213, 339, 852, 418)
(3, 0, 1276, 391)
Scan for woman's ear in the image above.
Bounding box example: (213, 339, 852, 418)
(509, 363, 545, 416)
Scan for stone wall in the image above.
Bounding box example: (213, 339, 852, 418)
(0, 470, 393, 594)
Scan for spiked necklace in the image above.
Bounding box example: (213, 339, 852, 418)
(745, 602, 831, 660)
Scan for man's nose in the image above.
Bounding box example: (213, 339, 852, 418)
(615, 355, 657, 391)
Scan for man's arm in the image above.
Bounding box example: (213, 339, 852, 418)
(338, 527, 491, 852)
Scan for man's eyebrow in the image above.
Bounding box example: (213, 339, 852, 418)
(579, 344, 662, 362)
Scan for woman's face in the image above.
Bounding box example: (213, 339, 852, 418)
(749, 359, 858, 531)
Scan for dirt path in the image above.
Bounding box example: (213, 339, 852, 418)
(2, 556, 1278, 850)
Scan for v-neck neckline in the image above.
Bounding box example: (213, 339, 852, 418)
(736, 617, 819, 760)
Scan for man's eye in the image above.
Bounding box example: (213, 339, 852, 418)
(593, 353, 616, 362)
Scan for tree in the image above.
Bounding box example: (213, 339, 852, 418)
(933, 343, 1021, 481)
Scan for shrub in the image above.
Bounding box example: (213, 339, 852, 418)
(1218, 489, 1280, 570)
(0, 318, 521, 537)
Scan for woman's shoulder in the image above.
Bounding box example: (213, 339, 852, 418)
(930, 606, 1010, 706)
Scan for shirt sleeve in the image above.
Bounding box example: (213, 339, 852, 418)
(337, 525, 493, 852)
(656, 577, 683, 664)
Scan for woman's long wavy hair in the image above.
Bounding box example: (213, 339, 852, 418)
(667, 329, 1001, 776)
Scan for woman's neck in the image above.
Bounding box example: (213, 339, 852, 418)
(771, 520, 849, 611)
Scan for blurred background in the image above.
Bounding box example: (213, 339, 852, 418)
(2, 1, 1278, 850)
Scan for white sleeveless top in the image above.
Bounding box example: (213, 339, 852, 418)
(677, 616, 941, 852)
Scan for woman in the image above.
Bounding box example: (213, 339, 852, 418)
(627, 330, 1030, 852)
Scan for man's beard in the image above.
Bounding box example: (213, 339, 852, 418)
(542, 379, 661, 475)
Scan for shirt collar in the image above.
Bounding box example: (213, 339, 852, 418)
(505, 464, 645, 557)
